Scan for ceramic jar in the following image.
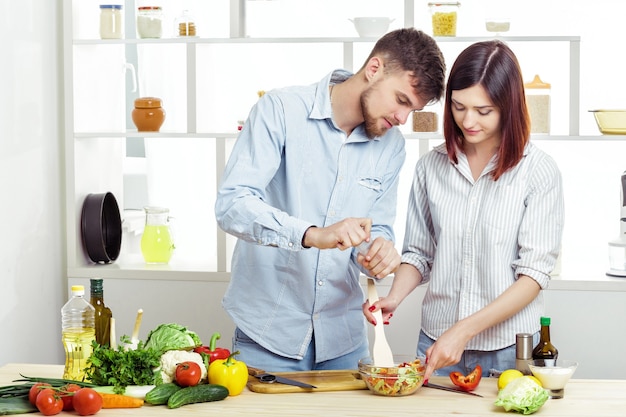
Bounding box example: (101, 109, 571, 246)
(132, 97, 165, 132)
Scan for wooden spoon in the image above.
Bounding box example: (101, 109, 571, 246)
(131, 309, 144, 345)
(125, 309, 143, 350)
(367, 278, 395, 367)
(109, 317, 117, 350)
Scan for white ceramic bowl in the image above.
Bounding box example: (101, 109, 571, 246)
(350, 17, 394, 38)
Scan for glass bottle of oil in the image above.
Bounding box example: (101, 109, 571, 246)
(62, 285, 95, 380)
(532, 316, 558, 366)
(89, 278, 112, 347)
(141, 206, 174, 264)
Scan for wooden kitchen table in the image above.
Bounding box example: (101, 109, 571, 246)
(2, 363, 625, 416)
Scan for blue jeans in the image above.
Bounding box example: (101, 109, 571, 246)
(417, 330, 540, 377)
(232, 327, 370, 372)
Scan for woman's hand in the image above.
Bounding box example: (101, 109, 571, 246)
(424, 325, 472, 381)
(362, 294, 399, 326)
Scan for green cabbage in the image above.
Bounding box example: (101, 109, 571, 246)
(144, 323, 202, 354)
(494, 376, 549, 415)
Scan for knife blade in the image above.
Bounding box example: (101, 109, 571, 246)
(248, 367, 317, 389)
(424, 382, 483, 397)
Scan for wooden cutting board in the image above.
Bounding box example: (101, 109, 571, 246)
(247, 369, 367, 393)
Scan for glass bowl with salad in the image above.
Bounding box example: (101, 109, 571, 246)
(358, 355, 426, 396)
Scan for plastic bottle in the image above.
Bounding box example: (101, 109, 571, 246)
(90, 279, 113, 347)
(62, 285, 96, 381)
(532, 316, 558, 366)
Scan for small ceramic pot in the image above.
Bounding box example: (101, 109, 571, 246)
(132, 97, 165, 131)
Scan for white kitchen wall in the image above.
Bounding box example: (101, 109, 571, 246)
(1, 0, 625, 379)
(0, 0, 64, 365)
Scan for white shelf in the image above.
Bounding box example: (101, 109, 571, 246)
(404, 133, 626, 141)
(74, 131, 239, 139)
(74, 131, 626, 141)
(73, 35, 581, 45)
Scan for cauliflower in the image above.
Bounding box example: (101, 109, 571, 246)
(156, 350, 207, 384)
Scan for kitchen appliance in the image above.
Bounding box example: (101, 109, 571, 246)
(607, 170, 626, 277)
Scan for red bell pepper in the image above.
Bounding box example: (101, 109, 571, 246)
(194, 332, 231, 364)
(449, 364, 482, 391)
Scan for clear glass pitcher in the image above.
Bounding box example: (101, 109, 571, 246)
(140, 206, 174, 264)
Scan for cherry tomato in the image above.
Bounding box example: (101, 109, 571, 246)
(35, 388, 63, 416)
(175, 361, 202, 387)
(60, 383, 81, 411)
(450, 364, 483, 391)
(28, 382, 51, 405)
(72, 387, 103, 416)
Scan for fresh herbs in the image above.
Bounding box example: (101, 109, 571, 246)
(85, 337, 161, 393)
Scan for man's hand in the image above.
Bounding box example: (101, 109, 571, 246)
(357, 237, 401, 278)
(302, 218, 372, 250)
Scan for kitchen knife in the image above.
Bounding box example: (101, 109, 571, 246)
(424, 382, 483, 397)
(248, 367, 317, 389)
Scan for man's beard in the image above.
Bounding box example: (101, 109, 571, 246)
(360, 85, 387, 139)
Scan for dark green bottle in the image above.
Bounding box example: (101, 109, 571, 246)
(532, 316, 558, 365)
(90, 278, 113, 346)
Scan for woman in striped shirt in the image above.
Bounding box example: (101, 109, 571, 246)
(364, 40, 564, 381)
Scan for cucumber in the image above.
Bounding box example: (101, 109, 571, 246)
(144, 383, 182, 405)
(167, 384, 229, 409)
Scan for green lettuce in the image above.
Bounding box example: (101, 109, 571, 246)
(494, 376, 549, 415)
(144, 323, 202, 354)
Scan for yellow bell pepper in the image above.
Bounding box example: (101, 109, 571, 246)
(208, 350, 248, 396)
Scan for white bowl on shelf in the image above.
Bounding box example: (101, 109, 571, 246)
(350, 17, 394, 38)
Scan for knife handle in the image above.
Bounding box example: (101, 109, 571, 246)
(247, 366, 266, 376)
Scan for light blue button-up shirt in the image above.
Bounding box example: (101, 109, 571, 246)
(402, 142, 564, 351)
(215, 70, 406, 362)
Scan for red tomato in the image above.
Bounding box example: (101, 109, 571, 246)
(72, 387, 103, 416)
(175, 361, 202, 387)
(28, 382, 51, 405)
(449, 364, 483, 391)
(35, 388, 63, 416)
(60, 383, 81, 411)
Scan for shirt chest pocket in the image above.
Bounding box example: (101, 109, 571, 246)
(345, 175, 383, 216)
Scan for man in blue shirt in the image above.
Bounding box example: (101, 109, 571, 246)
(215, 28, 446, 371)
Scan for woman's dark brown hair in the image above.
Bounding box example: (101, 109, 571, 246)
(443, 40, 530, 180)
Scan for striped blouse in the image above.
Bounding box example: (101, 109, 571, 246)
(401, 142, 564, 351)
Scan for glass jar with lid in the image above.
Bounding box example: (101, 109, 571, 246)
(428, 2, 460, 37)
(99, 4, 124, 39)
(137, 6, 163, 39)
(175, 10, 197, 37)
